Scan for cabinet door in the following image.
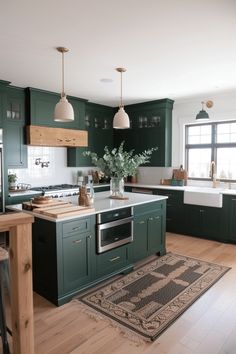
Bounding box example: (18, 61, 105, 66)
(229, 197, 236, 242)
(5, 121, 27, 168)
(147, 211, 163, 255)
(62, 232, 93, 293)
(67, 102, 114, 167)
(133, 216, 148, 262)
(185, 205, 202, 237)
(201, 207, 222, 240)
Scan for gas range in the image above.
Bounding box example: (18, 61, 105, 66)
(31, 184, 80, 198)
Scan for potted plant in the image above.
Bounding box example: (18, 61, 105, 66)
(84, 142, 157, 198)
(8, 173, 17, 189)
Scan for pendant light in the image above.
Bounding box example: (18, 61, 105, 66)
(54, 47, 74, 122)
(113, 67, 130, 129)
(196, 100, 213, 120)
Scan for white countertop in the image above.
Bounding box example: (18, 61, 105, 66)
(7, 192, 167, 222)
(125, 182, 236, 195)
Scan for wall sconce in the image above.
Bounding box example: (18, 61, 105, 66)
(196, 100, 214, 120)
(35, 158, 50, 168)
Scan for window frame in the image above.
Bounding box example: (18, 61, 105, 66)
(185, 120, 236, 182)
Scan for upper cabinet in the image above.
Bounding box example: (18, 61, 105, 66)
(4, 86, 28, 168)
(26, 87, 87, 129)
(67, 102, 115, 167)
(114, 98, 174, 166)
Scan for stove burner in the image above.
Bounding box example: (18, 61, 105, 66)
(31, 184, 79, 192)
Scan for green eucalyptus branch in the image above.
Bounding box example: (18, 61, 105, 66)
(83, 141, 158, 178)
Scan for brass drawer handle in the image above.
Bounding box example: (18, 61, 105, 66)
(139, 220, 145, 224)
(155, 216, 160, 219)
(72, 226, 80, 231)
(109, 256, 120, 262)
(73, 239, 82, 244)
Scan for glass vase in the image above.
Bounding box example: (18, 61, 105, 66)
(110, 177, 124, 198)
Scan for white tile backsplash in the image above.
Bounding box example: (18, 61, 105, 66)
(8, 146, 92, 187)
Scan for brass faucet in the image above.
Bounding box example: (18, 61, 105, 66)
(210, 161, 219, 188)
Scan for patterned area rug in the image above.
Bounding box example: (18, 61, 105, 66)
(78, 253, 230, 341)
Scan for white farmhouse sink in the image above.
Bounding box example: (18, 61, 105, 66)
(184, 188, 223, 208)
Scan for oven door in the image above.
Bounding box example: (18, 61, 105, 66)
(97, 216, 133, 253)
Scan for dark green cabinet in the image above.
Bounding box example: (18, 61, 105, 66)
(114, 99, 174, 166)
(222, 195, 236, 243)
(4, 87, 27, 168)
(67, 102, 115, 166)
(95, 245, 131, 278)
(133, 201, 166, 262)
(26, 87, 86, 129)
(184, 205, 222, 240)
(32, 215, 96, 306)
(155, 189, 185, 234)
(62, 232, 93, 293)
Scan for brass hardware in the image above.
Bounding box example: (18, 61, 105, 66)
(206, 100, 214, 108)
(139, 220, 145, 224)
(149, 217, 153, 221)
(116, 68, 126, 73)
(56, 47, 69, 53)
(73, 239, 82, 244)
(72, 226, 80, 231)
(109, 256, 120, 262)
(155, 216, 160, 219)
(87, 235, 92, 239)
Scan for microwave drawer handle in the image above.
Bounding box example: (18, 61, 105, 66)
(109, 256, 120, 262)
(98, 216, 133, 230)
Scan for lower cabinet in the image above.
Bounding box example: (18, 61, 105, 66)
(62, 232, 93, 293)
(32, 201, 167, 306)
(132, 201, 166, 263)
(184, 205, 223, 240)
(95, 245, 131, 278)
(221, 195, 236, 243)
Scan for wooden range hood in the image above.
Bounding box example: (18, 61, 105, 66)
(26, 125, 88, 147)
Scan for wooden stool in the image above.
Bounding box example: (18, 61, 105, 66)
(0, 246, 10, 354)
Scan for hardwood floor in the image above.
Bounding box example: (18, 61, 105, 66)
(3, 233, 236, 354)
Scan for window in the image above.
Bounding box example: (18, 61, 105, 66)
(185, 121, 236, 180)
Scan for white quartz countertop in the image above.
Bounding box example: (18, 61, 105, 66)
(7, 192, 167, 222)
(125, 183, 236, 195)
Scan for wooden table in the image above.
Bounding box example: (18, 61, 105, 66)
(0, 212, 34, 354)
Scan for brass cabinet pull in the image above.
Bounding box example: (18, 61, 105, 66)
(72, 226, 80, 231)
(155, 216, 160, 219)
(109, 256, 120, 262)
(73, 239, 82, 244)
(139, 220, 145, 224)
(65, 139, 72, 142)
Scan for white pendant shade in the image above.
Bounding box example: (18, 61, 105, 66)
(54, 96, 74, 122)
(113, 107, 130, 129)
(54, 47, 74, 122)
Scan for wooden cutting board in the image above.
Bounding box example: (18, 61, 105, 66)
(22, 200, 71, 211)
(33, 205, 95, 219)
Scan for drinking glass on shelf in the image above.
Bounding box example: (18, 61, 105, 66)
(143, 117, 148, 128)
(139, 117, 143, 128)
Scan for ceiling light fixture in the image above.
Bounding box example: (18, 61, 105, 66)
(54, 47, 74, 122)
(113, 67, 130, 129)
(196, 100, 213, 120)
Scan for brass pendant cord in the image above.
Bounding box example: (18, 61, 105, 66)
(61, 50, 65, 98)
(120, 71, 123, 108)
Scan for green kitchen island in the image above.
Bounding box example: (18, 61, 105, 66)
(12, 192, 167, 306)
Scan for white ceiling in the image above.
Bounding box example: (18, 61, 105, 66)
(1, 0, 236, 106)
